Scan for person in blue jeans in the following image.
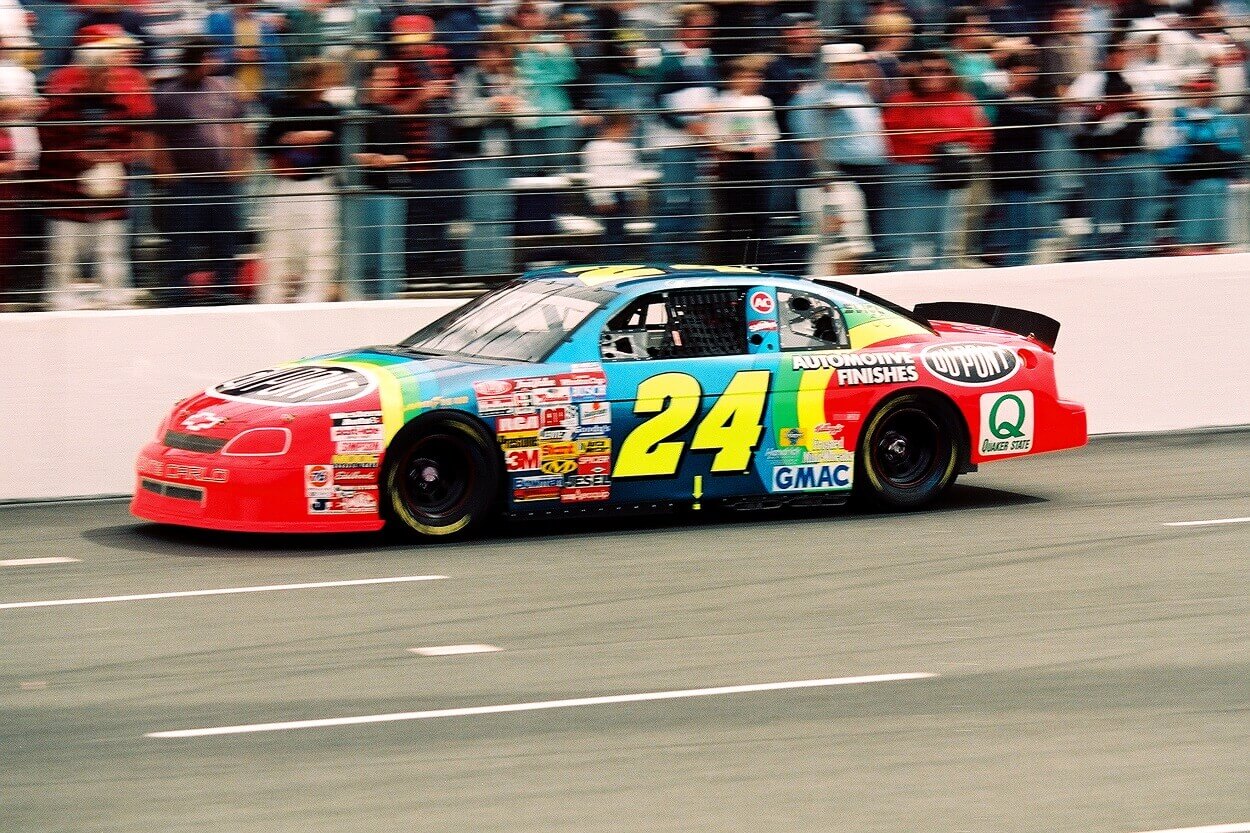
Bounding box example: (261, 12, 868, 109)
(349, 62, 410, 300)
(1164, 75, 1244, 253)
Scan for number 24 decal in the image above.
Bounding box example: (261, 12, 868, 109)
(614, 371, 770, 478)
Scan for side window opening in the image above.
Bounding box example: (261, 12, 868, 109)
(601, 288, 748, 360)
(778, 290, 849, 351)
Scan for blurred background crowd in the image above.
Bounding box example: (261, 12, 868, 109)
(2, 0, 1250, 309)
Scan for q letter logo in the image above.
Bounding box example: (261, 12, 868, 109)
(978, 391, 1034, 456)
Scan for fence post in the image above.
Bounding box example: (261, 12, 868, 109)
(338, 11, 367, 301)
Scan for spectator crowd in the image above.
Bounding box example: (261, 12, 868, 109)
(1, 0, 1250, 309)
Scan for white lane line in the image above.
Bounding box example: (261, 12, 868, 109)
(1131, 824, 1250, 833)
(0, 575, 446, 610)
(1164, 517, 1250, 528)
(409, 644, 502, 657)
(147, 672, 936, 739)
(0, 557, 81, 567)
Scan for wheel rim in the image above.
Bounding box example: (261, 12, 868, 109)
(870, 406, 944, 490)
(396, 433, 475, 522)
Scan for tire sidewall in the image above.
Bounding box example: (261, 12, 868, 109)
(855, 392, 962, 510)
(383, 412, 502, 540)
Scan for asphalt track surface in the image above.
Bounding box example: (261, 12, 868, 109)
(2, 431, 1248, 833)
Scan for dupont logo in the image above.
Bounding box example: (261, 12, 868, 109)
(920, 343, 1020, 387)
(213, 366, 375, 405)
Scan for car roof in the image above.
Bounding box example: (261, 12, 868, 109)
(520, 263, 816, 292)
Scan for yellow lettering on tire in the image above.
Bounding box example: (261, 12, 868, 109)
(614, 373, 701, 478)
(691, 370, 770, 473)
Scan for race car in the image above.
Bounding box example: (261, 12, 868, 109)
(131, 264, 1087, 538)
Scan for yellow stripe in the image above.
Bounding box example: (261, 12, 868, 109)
(315, 360, 407, 444)
(796, 368, 834, 432)
(847, 319, 929, 349)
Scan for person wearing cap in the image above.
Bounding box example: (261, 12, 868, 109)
(37, 28, 154, 310)
(792, 42, 891, 266)
(1163, 73, 1244, 253)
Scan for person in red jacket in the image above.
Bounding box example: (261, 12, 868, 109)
(37, 26, 154, 309)
(882, 52, 991, 269)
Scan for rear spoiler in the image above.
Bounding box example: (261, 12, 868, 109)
(912, 301, 1061, 349)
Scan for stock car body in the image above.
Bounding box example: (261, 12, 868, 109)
(131, 264, 1087, 537)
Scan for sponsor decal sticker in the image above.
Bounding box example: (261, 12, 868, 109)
(498, 414, 540, 433)
(748, 318, 779, 333)
(541, 459, 577, 476)
(332, 454, 379, 467)
(979, 390, 1034, 455)
(181, 410, 226, 432)
(473, 379, 514, 397)
(305, 464, 334, 497)
(561, 486, 611, 503)
(505, 448, 541, 472)
(558, 371, 607, 387)
(514, 376, 558, 391)
(532, 387, 572, 406)
(335, 440, 383, 455)
(331, 466, 376, 485)
(214, 366, 375, 405)
(476, 396, 514, 417)
(498, 431, 539, 450)
(540, 406, 577, 428)
(513, 474, 563, 502)
(568, 383, 608, 401)
(770, 462, 853, 493)
(573, 424, 611, 438)
(792, 351, 919, 385)
(749, 290, 775, 315)
(565, 474, 610, 489)
(309, 487, 379, 515)
(541, 442, 577, 460)
(579, 401, 611, 425)
(577, 438, 611, 455)
(539, 426, 575, 442)
(578, 454, 611, 476)
(921, 343, 1021, 387)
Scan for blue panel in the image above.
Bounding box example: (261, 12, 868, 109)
(745, 285, 780, 356)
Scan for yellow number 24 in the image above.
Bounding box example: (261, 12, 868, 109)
(614, 370, 771, 478)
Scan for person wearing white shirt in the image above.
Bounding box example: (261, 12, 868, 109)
(708, 58, 780, 264)
(582, 113, 652, 260)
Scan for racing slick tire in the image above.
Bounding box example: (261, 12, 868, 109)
(382, 412, 502, 541)
(855, 392, 964, 510)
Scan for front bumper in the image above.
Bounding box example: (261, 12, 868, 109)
(130, 442, 385, 534)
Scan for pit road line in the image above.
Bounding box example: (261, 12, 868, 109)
(0, 575, 447, 610)
(1163, 517, 1250, 527)
(1130, 823, 1250, 833)
(146, 672, 937, 738)
(0, 557, 81, 566)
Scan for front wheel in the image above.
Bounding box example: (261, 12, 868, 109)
(856, 393, 963, 510)
(383, 414, 501, 540)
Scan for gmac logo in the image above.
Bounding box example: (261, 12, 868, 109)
(771, 463, 852, 493)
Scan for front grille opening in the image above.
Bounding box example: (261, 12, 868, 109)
(163, 431, 227, 453)
(141, 478, 205, 503)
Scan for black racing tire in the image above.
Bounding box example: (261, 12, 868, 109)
(855, 392, 964, 510)
(382, 413, 501, 541)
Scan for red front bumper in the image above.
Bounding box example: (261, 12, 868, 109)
(130, 442, 385, 534)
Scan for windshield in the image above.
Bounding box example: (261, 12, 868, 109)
(401, 281, 613, 362)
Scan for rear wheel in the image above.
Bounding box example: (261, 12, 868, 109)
(856, 393, 963, 510)
(383, 415, 501, 540)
